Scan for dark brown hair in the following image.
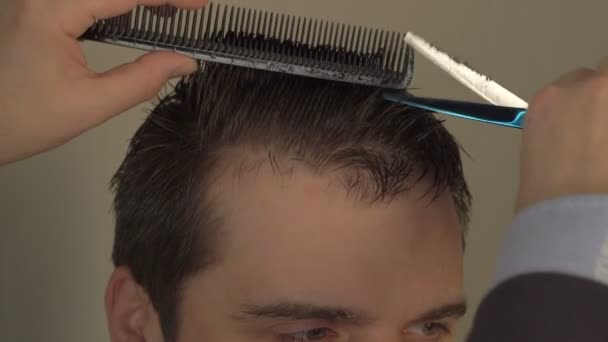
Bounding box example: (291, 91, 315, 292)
(111, 63, 471, 340)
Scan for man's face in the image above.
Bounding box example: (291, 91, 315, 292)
(173, 161, 465, 342)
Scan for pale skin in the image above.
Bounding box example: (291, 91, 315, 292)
(517, 58, 608, 210)
(0, 0, 208, 165)
(3, 0, 608, 341)
(106, 161, 466, 342)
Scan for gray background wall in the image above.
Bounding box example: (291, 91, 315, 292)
(1, 0, 606, 341)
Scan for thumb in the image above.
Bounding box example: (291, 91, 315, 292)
(80, 51, 198, 125)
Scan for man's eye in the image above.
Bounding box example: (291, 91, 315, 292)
(406, 321, 450, 338)
(280, 327, 336, 342)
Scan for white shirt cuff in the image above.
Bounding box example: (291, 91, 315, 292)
(495, 196, 608, 286)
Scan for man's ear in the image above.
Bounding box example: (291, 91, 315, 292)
(105, 267, 164, 342)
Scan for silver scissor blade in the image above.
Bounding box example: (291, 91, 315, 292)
(404, 32, 528, 108)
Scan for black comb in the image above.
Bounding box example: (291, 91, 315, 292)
(81, 3, 414, 89)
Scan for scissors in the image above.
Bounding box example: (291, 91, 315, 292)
(384, 32, 529, 129)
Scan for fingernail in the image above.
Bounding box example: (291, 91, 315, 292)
(170, 60, 199, 78)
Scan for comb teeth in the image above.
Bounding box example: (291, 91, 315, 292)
(83, 3, 414, 89)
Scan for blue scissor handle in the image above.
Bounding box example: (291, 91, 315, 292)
(383, 92, 527, 129)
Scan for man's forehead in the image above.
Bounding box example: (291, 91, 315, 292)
(203, 155, 462, 280)
(206, 153, 460, 244)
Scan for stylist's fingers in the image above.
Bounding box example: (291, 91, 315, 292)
(554, 67, 595, 88)
(78, 51, 197, 126)
(517, 63, 608, 211)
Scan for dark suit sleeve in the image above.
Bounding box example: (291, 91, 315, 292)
(466, 196, 608, 341)
(467, 273, 608, 341)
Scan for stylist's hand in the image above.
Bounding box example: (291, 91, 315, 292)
(0, 0, 207, 165)
(517, 58, 608, 211)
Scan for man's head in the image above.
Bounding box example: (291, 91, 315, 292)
(106, 63, 471, 342)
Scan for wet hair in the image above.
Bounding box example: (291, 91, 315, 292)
(110, 63, 471, 340)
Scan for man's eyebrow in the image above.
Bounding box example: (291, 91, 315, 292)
(234, 301, 373, 326)
(412, 301, 468, 323)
